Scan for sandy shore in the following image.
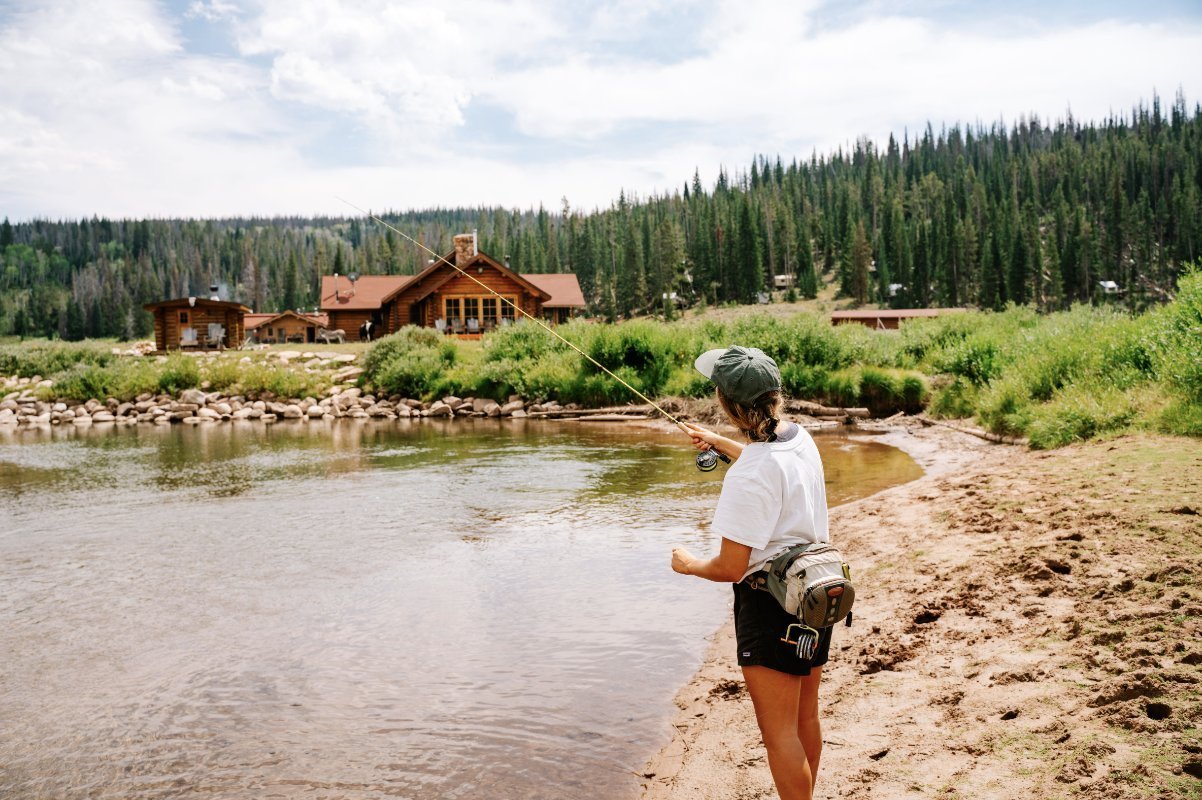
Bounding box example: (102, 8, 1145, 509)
(639, 420, 1201, 799)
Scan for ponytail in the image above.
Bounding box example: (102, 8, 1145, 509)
(717, 388, 784, 443)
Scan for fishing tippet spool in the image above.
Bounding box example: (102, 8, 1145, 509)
(695, 449, 731, 472)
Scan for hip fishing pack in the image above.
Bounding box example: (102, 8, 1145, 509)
(745, 543, 855, 658)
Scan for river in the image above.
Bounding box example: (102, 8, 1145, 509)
(0, 419, 921, 799)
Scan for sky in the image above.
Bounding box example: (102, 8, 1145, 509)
(1, 0, 1201, 221)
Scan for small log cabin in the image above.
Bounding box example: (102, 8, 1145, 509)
(144, 297, 250, 351)
(830, 308, 968, 330)
(320, 233, 586, 341)
(245, 310, 331, 344)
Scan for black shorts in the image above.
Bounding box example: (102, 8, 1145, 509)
(733, 580, 833, 676)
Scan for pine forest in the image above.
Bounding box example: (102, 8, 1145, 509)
(1, 91, 1200, 341)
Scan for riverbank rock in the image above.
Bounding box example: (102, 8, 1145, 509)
(180, 388, 207, 405)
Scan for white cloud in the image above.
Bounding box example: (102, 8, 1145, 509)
(186, 0, 239, 22)
(0, 0, 1200, 220)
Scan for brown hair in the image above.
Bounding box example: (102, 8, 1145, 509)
(717, 387, 784, 442)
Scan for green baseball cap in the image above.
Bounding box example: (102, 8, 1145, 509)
(694, 345, 782, 405)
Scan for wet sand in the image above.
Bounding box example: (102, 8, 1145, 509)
(639, 420, 1202, 799)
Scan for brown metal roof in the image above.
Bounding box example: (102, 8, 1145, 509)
(830, 308, 967, 319)
(522, 273, 586, 307)
(319, 275, 412, 310)
(244, 313, 274, 330)
(246, 310, 329, 330)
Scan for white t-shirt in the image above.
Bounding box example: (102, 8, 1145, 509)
(709, 423, 830, 580)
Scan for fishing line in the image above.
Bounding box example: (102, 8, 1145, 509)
(335, 198, 730, 468)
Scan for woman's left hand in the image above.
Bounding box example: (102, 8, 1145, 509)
(671, 547, 695, 575)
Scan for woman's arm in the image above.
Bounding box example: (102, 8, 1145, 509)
(672, 538, 753, 583)
(678, 421, 744, 462)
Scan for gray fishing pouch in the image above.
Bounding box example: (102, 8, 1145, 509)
(746, 543, 855, 630)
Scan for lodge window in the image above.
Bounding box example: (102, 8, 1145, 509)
(444, 295, 516, 328)
(179, 311, 189, 325)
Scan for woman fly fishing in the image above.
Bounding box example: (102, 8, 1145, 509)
(671, 345, 833, 800)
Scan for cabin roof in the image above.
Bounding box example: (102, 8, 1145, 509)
(317, 253, 582, 312)
(319, 275, 414, 311)
(400, 250, 552, 305)
(245, 310, 329, 330)
(830, 308, 967, 319)
(143, 297, 251, 313)
(522, 273, 586, 308)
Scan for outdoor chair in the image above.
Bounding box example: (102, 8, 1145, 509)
(451, 318, 465, 334)
(208, 323, 226, 349)
(434, 319, 447, 334)
(467, 318, 480, 333)
(180, 326, 198, 347)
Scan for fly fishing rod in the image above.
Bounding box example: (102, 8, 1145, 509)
(335, 197, 730, 472)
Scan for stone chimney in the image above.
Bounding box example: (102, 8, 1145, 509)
(453, 232, 477, 268)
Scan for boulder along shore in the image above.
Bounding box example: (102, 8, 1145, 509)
(640, 420, 1201, 799)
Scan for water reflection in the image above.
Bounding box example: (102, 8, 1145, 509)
(0, 420, 920, 800)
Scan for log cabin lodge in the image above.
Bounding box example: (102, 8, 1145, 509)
(319, 233, 586, 341)
(144, 295, 251, 351)
(244, 310, 331, 345)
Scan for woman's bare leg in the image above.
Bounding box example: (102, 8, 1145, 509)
(742, 665, 812, 800)
(797, 667, 823, 788)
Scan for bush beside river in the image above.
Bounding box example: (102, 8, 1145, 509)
(2, 268, 1199, 448)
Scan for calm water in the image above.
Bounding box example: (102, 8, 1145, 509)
(0, 420, 920, 800)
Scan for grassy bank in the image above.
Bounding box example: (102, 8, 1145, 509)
(3, 268, 1199, 448)
(359, 268, 1201, 447)
(0, 345, 338, 404)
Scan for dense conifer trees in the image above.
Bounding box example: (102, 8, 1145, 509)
(1, 94, 1199, 338)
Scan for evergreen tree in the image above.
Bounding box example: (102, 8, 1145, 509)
(65, 299, 85, 341)
(851, 220, 872, 306)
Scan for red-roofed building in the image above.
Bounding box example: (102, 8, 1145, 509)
(245, 310, 331, 344)
(830, 308, 968, 330)
(319, 233, 586, 340)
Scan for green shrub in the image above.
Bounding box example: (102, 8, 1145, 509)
(934, 337, 1004, 386)
(780, 363, 830, 400)
(662, 365, 712, 399)
(236, 363, 323, 398)
(203, 359, 244, 391)
(52, 363, 116, 402)
(823, 369, 861, 409)
(929, 376, 978, 419)
(482, 319, 564, 363)
(1025, 384, 1138, 449)
(899, 373, 928, 413)
(157, 355, 201, 395)
(977, 376, 1037, 437)
(0, 340, 114, 378)
(855, 367, 903, 415)
(584, 321, 678, 399)
(1147, 266, 1202, 401)
(363, 327, 457, 399)
(1157, 399, 1202, 436)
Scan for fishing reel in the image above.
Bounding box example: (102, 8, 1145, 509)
(695, 449, 732, 473)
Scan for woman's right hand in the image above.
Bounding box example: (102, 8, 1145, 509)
(678, 421, 720, 452)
